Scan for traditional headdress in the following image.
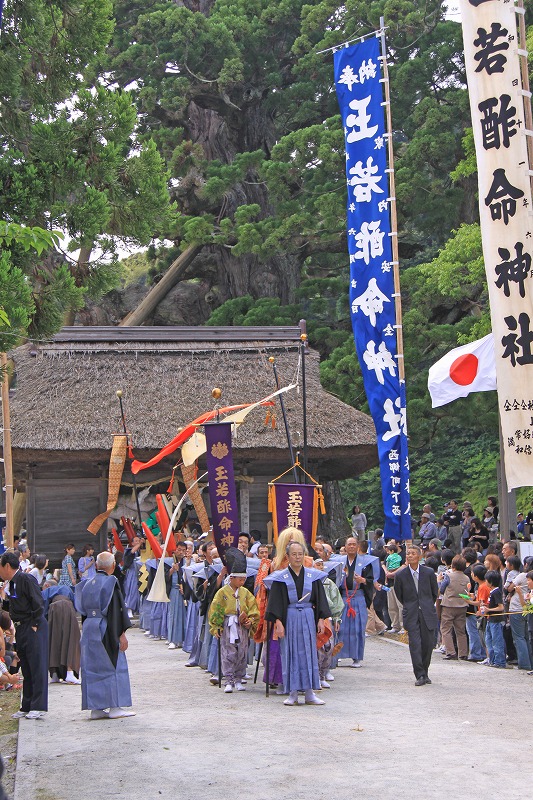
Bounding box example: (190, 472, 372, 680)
(225, 547, 247, 578)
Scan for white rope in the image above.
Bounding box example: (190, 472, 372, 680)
(316, 27, 386, 56)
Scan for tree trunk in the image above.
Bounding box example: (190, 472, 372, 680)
(120, 244, 203, 326)
(171, 100, 303, 306)
(317, 480, 351, 543)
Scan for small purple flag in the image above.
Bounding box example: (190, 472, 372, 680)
(204, 422, 240, 564)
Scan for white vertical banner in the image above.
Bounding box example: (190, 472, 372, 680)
(459, 0, 533, 489)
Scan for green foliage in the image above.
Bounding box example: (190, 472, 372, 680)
(451, 129, 477, 181)
(107, 0, 472, 268)
(207, 296, 301, 327)
(0, 251, 34, 350)
(0, 1, 174, 339)
(341, 432, 500, 529)
(0, 223, 63, 256)
(119, 251, 151, 286)
(30, 264, 85, 339)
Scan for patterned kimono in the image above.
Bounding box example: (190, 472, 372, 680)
(209, 585, 259, 684)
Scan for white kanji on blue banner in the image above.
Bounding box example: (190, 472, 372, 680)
(335, 38, 411, 540)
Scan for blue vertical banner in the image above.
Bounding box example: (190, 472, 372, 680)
(334, 38, 411, 540)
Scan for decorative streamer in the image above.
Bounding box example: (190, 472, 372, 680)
(147, 471, 208, 603)
(180, 463, 211, 534)
(87, 434, 128, 535)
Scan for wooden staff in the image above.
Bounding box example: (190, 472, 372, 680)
(265, 620, 271, 698)
(253, 641, 263, 684)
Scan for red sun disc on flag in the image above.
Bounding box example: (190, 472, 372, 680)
(449, 354, 478, 386)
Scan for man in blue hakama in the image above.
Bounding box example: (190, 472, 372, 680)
(182, 562, 203, 653)
(185, 543, 221, 668)
(145, 556, 172, 640)
(75, 551, 135, 720)
(337, 537, 380, 668)
(167, 542, 187, 649)
(123, 537, 142, 616)
(265, 542, 330, 706)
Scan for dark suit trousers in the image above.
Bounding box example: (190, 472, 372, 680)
(407, 609, 434, 679)
(16, 619, 49, 712)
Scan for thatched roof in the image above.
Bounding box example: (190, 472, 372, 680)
(7, 326, 377, 479)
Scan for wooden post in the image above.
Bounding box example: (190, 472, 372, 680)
(12, 491, 26, 543)
(498, 414, 516, 542)
(1, 353, 14, 549)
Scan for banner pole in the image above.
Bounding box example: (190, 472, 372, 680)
(1, 353, 14, 549)
(379, 18, 405, 384)
(269, 357, 298, 483)
(265, 620, 271, 697)
(516, 0, 533, 185)
(254, 641, 263, 684)
(299, 320, 309, 482)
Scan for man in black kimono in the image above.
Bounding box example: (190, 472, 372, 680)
(265, 542, 331, 706)
(0, 551, 48, 719)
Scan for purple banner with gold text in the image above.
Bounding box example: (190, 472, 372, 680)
(204, 422, 240, 564)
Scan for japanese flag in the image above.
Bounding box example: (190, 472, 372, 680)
(428, 334, 496, 408)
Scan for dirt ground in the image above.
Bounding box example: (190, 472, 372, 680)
(10, 627, 532, 800)
(0, 690, 20, 799)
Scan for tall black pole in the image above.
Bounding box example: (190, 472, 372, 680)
(116, 390, 143, 532)
(265, 620, 271, 698)
(254, 641, 263, 684)
(299, 320, 308, 482)
(268, 357, 298, 484)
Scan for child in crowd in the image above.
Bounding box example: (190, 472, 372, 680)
(467, 564, 490, 662)
(384, 542, 403, 634)
(208, 548, 259, 693)
(0, 611, 21, 690)
(483, 570, 506, 668)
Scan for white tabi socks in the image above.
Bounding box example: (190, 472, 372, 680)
(304, 690, 325, 705)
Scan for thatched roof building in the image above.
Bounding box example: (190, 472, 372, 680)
(6, 326, 377, 562)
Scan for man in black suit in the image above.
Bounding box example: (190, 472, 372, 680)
(393, 545, 438, 686)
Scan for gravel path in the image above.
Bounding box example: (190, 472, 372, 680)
(13, 627, 531, 800)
